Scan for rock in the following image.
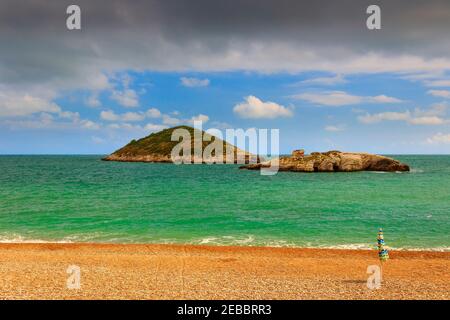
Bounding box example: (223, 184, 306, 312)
(318, 158, 335, 172)
(102, 126, 261, 164)
(339, 153, 363, 172)
(240, 150, 410, 172)
(292, 149, 305, 159)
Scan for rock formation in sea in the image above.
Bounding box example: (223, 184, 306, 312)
(102, 126, 260, 164)
(240, 150, 410, 172)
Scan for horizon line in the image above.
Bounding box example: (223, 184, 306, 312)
(1, 153, 450, 156)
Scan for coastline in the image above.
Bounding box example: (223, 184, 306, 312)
(0, 243, 448, 300)
(0, 237, 448, 252)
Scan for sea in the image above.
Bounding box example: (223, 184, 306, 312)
(0, 155, 448, 251)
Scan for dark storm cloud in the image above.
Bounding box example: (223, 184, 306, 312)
(2, 0, 448, 49)
(1, 0, 450, 90)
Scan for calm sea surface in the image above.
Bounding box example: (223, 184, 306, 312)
(0, 155, 448, 250)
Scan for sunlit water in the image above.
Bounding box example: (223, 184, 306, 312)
(0, 155, 448, 250)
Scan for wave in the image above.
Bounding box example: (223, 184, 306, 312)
(303, 244, 450, 252)
(371, 168, 424, 174)
(190, 236, 450, 252)
(195, 235, 256, 246)
(0, 234, 73, 244)
(1, 233, 448, 252)
(0, 232, 107, 244)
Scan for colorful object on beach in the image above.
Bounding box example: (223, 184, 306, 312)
(377, 228, 389, 262)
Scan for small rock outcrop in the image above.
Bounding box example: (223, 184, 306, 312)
(240, 150, 410, 172)
(292, 149, 305, 159)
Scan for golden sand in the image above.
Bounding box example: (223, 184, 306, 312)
(0, 243, 448, 300)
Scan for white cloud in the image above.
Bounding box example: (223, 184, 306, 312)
(414, 103, 448, 117)
(144, 123, 168, 132)
(190, 114, 209, 123)
(300, 74, 346, 86)
(59, 110, 80, 121)
(209, 121, 233, 129)
(2, 118, 53, 129)
(162, 114, 182, 125)
(402, 74, 450, 91)
(0, 91, 61, 117)
(427, 133, 450, 144)
(400, 72, 445, 82)
(161, 112, 209, 127)
(293, 91, 403, 107)
(359, 105, 449, 125)
(86, 94, 101, 107)
(100, 110, 146, 122)
(409, 116, 447, 125)
(146, 108, 162, 118)
(80, 120, 100, 130)
(293, 91, 361, 106)
(105, 122, 167, 133)
(427, 90, 450, 98)
(100, 108, 209, 131)
(106, 123, 121, 130)
(111, 89, 139, 107)
(180, 77, 210, 87)
(359, 111, 411, 124)
(233, 95, 293, 119)
(122, 112, 146, 122)
(107, 123, 143, 131)
(2, 111, 100, 131)
(87, 73, 111, 91)
(369, 95, 404, 103)
(424, 79, 450, 87)
(324, 125, 345, 132)
(100, 110, 120, 121)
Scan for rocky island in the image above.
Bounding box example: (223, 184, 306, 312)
(103, 126, 409, 172)
(240, 149, 410, 172)
(102, 126, 259, 164)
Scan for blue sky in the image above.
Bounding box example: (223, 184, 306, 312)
(1, 1, 450, 155)
(1, 70, 449, 155)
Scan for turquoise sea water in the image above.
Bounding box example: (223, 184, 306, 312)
(0, 155, 448, 250)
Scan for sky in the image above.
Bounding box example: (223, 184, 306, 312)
(1, 0, 450, 154)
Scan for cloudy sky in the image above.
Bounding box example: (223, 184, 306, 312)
(1, 0, 450, 154)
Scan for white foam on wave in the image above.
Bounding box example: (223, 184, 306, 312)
(1, 233, 448, 252)
(301, 244, 450, 252)
(0, 234, 73, 244)
(388, 246, 450, 252)
(194, 235, 256, 246)
(198, 237, 219, 245)
(0, 232, 110, 244)
(310, 243, 373, 250)
(192, 237, 450, 252)
(264, 240, 297, 247)
(234, 235, 255, 245)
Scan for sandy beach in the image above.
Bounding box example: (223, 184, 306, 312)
(0, 243, 448, 300)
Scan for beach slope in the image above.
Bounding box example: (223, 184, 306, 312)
(0, 244, 448, 300)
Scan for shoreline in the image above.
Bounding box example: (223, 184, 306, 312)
(0, 243, 448, 299)
(0, 239, 448, 252)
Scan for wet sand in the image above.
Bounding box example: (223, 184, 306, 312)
(0, 243, 448, 300)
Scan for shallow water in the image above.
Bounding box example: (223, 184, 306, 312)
(0, 155, 448, 250)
